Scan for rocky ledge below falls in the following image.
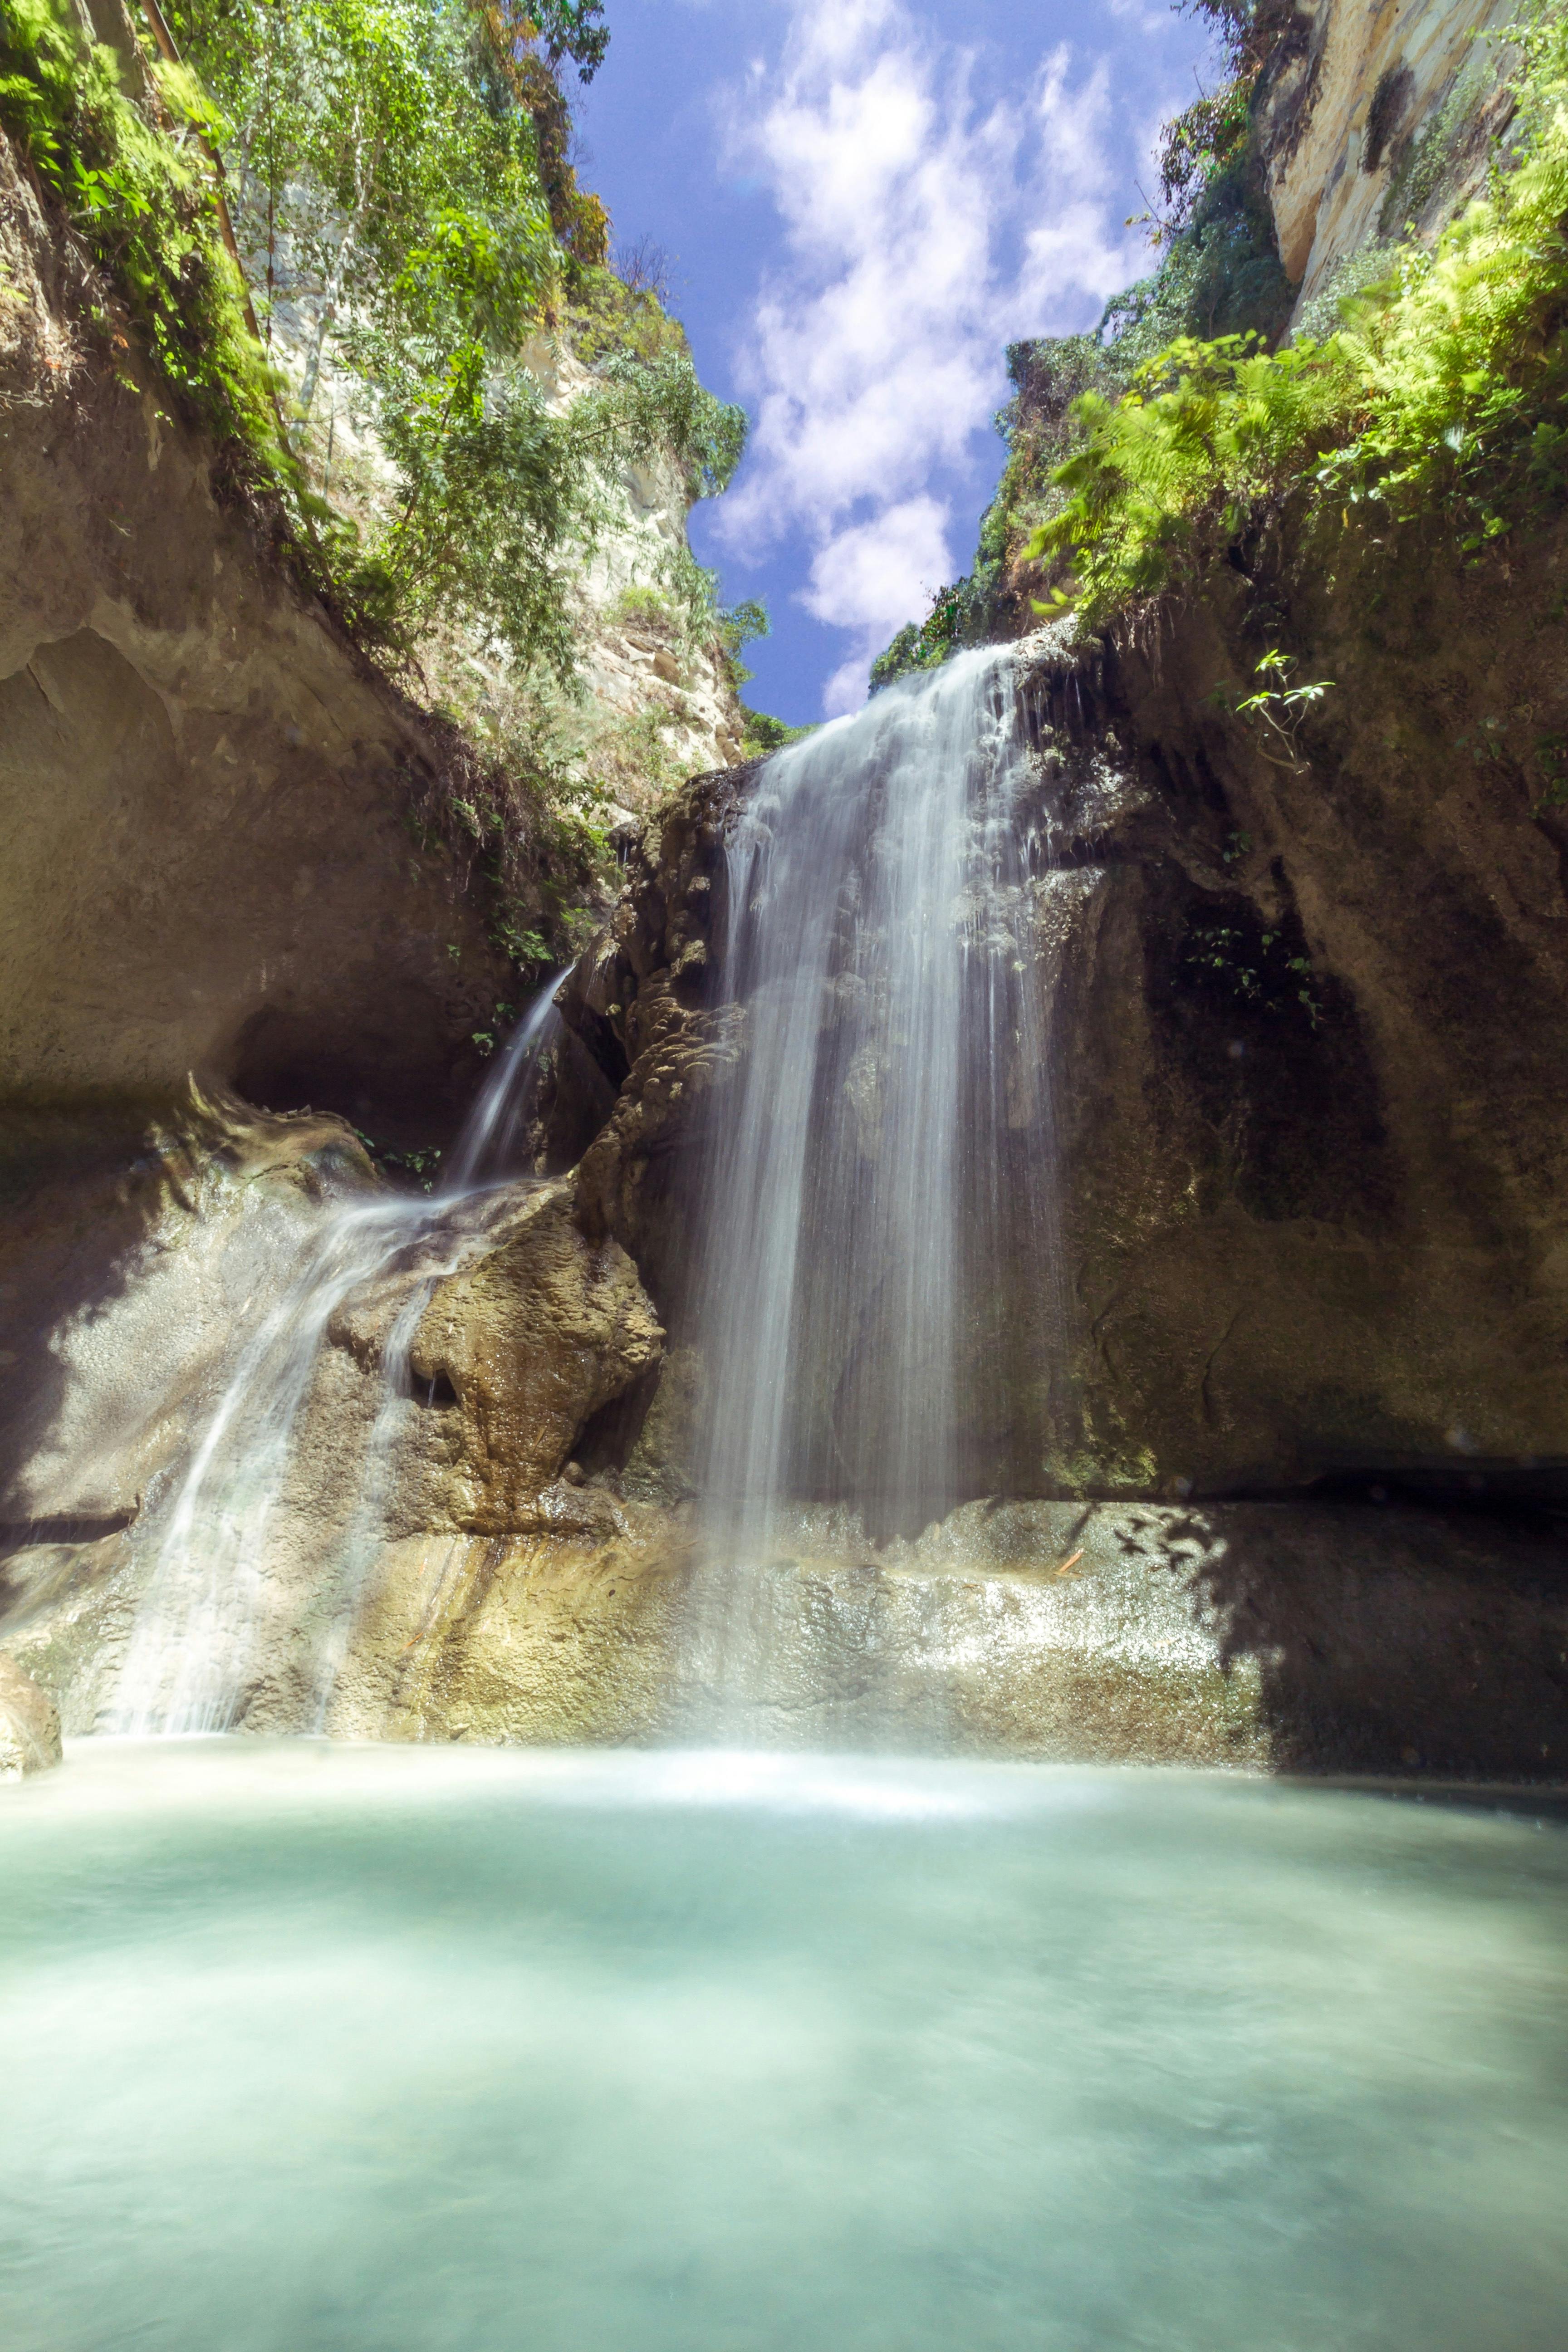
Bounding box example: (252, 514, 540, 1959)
(1, 1054, 1565, 1779)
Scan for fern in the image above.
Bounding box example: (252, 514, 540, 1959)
(1032, 5, 1568, 625)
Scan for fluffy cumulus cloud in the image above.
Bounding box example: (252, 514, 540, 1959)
(713, 0, 1194, 710)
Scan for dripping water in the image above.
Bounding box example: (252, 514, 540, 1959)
(112, 973, 570, 1734)
(445, 976, 568, 1193)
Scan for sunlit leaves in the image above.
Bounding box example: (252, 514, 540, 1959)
(1030, 11, 1568, 627)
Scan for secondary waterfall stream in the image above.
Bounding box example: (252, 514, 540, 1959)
(113, 979, 568, 1734)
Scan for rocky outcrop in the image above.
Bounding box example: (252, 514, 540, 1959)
(520, 340, 749, 800)
(299, 1495, 1568, 1775)
(0, 1097, 664, 1735)
(1258, 0, 1522, 323)
(331, 1180, 664, 1532)
(0, 1651, 61, 1779)
(3, 1011, 1564, 1774)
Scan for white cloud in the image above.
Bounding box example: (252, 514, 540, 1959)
(801, 495, 953, 713)
(713, 0, 1195, 709)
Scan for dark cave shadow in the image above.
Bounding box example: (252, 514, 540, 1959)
(1173, 1497, 1568, 1779)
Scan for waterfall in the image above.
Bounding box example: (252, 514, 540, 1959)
(112, 974, 569, 1734)
(111, 639, 1065, 1742)
(692, 642, 1062, 1557)
(444, 973, 568, 1193)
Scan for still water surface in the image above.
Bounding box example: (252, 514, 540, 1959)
(2, 1741, 1565, 2351)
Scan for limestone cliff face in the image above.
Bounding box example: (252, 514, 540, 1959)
(518, 340, 749, 803)
(1258, 0, 1522, 323)
(0, 33, 744, 1159)
(265, 313, 750, 820)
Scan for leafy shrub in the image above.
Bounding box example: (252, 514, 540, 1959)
(739, 706, 815, 756)
(1033, 3, 1568, 625)
(0, 0, 283, 465)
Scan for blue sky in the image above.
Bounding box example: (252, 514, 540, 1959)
(576, 0, 1220, 722)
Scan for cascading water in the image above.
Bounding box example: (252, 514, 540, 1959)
(114, 642, 1070, 1742)
(444, 975, 570, 1194)
(693, 641, 1063, 1553)
(669, 642, 1068, 1737)
(113, 975, 570, 1734)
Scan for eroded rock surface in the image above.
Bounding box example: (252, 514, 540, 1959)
(332, 1180, 664, 1532)
(0, 1651, 61, 1779)
(321, 1494, 1568, 1776)
(2, 1071, 1563, 1775)
(0, 1103, 662, 1736)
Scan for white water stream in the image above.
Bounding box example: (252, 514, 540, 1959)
(112, 975, 569, 1734)
(693, 643, 1061, 1546)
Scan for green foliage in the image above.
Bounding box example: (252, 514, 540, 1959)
(512, 0, 608, 82)
(715, 596, 769, 655)
(347, 338, 742, 675)
(1185, 917, 1323, 1027)
(1096, 159, 1293, 366)
(467, 4, 607, 265)
(1032, 5, 1568, 627)
(610, 580, 673, 627)
(1532, 731, 1568, 811)
(2, 0, 753, 923)
(589, 346, 746, 501)
(739, 704, 815, 757)
(1210, 649, 1334, 769)
(10, 0, 748, 697)
(1032, 330, 1348, 619)
(868, 577, 989, 691)
(1150, 3, 1292, 237)
(712, 593, 767, 686)
(0, 0, 282, 459)
(568, 258, 688, 365)
(353, 1127, 443, 1187)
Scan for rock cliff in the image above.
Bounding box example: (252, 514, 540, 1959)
(566, 532, 1568, 1510)
(0, 128, 523, 1153)
(1258, 0, 1523, 322)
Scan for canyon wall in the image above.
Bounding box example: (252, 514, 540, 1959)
(0, 129, 523, 1155)
(5, 0, 1568, 1777)
(556, 550, 1568, 1509)
(1258, 0, 1522, 322)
